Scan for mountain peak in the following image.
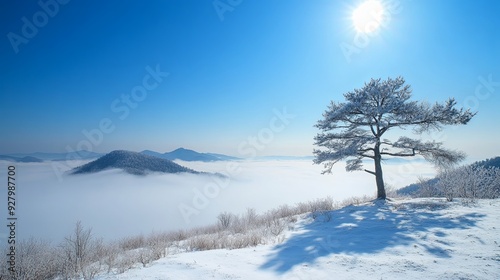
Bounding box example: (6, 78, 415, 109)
(172, 147, 194, 152)
(72, 150, 198, 176)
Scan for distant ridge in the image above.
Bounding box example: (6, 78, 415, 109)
(141, 148, 240, 162)
(71, 150, 198, 176)
(0, 155, 43, 163)
(4, 151, 102, 161)
(204, 153, 241, 161)
(255, 155, 314, 161)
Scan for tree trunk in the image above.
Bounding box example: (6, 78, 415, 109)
(374, 144, 386, 199)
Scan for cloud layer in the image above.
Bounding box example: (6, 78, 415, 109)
(0, 159, 435, 244)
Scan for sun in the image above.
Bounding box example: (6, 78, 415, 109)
(352, 0, 385, 33)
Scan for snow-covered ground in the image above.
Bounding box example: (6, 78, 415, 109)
(98, 198, 500, 280)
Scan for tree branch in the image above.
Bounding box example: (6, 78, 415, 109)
(364, 169, 376, 175)
(380, 149, 416, 157)
(314, 77, 472, 176)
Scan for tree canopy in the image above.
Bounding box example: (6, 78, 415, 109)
(313, 77, 476, 199)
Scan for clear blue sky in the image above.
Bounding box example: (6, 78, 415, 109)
(1, 0, 499, 159)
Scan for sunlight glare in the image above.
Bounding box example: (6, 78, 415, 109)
(352, 0, 384, 33)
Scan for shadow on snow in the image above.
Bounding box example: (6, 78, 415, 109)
(260, 200, 485, 274)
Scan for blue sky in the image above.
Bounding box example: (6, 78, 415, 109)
(1, 0, 499, 159)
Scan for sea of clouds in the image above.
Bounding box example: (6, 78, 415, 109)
(0, 158, 435, 245)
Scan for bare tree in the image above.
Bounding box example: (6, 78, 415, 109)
(314, 77, 475, 199)
(59, 221, 101, 279)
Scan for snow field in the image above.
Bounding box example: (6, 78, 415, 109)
(98, 198, 500, 280)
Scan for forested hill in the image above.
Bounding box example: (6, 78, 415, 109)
(397, 156, 500, 196)
(471, 157, 500, 169)
(71, 150, 198, 176)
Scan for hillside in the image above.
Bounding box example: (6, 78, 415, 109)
(71, 150, 198, 175)
(397, 156, 500, 197)
(472, 156, 500, 169)
(96, 198, 500, 280)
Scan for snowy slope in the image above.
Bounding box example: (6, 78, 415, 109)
(98, 198, 500, 280)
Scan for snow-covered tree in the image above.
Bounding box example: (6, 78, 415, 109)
(438, 165, 500, 202)
(314, 77, 475, 199)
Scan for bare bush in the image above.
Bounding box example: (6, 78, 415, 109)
(246, 231, 263, 247)
(275, 204, 297, 218)
(185, 230, 265, 251)
(137, 248, 155, 268)
(170, 230, 188, 242)
(83, 238, 106, 280)
(146, 232, 169, 260)
(416, 176, 442, 198)
(230, 215, 248, 234)
(295, 202, 310, 215)
(385, 183, 405, 198)
(187, 234, 226, 251)
(100, 242, 121, 273)
(439, 170, 460, 202)
(55, 247, 76, 279)
(228, 231, 263, 249)
(217, 211, 234, 230)
(82, 261, 101, 280)
(0, 251, 7, 279)
(119, 234, 145, 251)
(438, 166, 500, 203)
(262, 210, 286, 237)
(308, 197, 334, 219)
(116, 250, 138, 274)
(340, 195, 373, 207)
(243, 208, 259, 228)
(3, 238, 58, 280)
